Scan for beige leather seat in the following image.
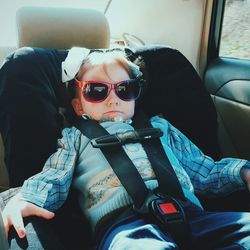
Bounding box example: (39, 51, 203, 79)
(16, 6, 110, 49)
(0, 6, 110, 192)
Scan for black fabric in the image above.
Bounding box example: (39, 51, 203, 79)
(8, 217, 66, 250)
(0, 47, 68, 187)
(127, 45, 221, 160)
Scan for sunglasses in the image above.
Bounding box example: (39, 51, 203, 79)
(75, 78, 143, 103)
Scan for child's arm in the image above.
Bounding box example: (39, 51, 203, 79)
(168, 123, 250, 197)
(19, 127, 82, 210)
(2, 127, 82, 238)
(151, 116, 250, 197)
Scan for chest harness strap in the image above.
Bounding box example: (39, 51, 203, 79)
(75, 112, 192, 249)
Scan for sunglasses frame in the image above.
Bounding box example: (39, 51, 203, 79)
(75, 78, 143, 103)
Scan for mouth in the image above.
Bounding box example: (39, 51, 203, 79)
(104, 111, 123, 115)
(103, 111, 124, 120)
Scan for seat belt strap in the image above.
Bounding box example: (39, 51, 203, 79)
(75, 119, 150, 209)
(133, 110, 186, 200)
(75, 112, 186, 203)
(75, 117, 192, 249)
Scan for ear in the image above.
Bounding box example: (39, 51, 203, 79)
(71, 98, 84, 116)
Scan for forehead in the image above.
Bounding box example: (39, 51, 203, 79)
(81, 61, 130, 82)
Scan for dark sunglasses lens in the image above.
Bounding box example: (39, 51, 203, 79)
(84, 82, 108, 101)
(116, 80, 141, 101)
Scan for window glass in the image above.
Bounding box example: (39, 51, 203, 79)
(0, 0, 109, 47)
(220, 0, 250, 59)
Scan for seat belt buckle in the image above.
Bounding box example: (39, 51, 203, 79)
(133, 193, 191, 248)
(150, 197, 192, 249)
(133, 191, 186, 225)
(149, 197, 186, 225)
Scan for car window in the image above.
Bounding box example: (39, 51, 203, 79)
(219, 0, 250, 60)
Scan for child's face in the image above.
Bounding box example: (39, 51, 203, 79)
(72, 61, 135, 122)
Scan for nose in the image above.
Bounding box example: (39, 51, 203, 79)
(106, 89, 119, 106)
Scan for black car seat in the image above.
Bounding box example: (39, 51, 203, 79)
(0, 44, 223, 187)
(0, 44, 221, 249)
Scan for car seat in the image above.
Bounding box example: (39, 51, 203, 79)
(0, 5, 248, 250)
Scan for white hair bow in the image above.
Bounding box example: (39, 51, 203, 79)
(61, 47, 90, 83)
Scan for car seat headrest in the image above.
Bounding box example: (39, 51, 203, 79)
(16, 6, 110, 49)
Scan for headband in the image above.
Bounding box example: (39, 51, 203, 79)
(61, 47, 142, 83)
(61, 47, 90, 83)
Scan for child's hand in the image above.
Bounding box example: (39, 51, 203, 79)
(2, 194, 55, 238)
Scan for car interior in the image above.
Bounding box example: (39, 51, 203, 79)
(1, 1, 250, 249)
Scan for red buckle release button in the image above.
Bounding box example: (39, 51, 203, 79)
(159, 202, 178, 214)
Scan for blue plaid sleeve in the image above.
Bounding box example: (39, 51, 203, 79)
(20, 127, 81, 211)
(151, 116, 248, 197)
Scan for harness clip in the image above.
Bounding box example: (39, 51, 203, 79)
(91, 128, 163, 148)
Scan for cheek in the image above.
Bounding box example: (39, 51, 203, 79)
(81, 101, 91, 114)
(82, 102, 104, 118)
(125, 102, 135, 116)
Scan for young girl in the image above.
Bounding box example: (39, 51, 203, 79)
(3, 48, 250, 249)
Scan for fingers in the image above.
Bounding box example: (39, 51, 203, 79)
(11, 208, 26, 238)
(29, 205, 55, 220)
(2, 210, 10, 237)
(14, 203, 55, 238)
(2, 198, 55, 239)
(2, 207, 26, 238)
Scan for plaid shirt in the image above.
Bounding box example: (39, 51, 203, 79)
(20, 116, 249, 211)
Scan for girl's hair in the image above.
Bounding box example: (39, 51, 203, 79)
(76, 49, 143, 82)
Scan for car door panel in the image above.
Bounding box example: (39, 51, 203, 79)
(205, 58, 250, 159)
